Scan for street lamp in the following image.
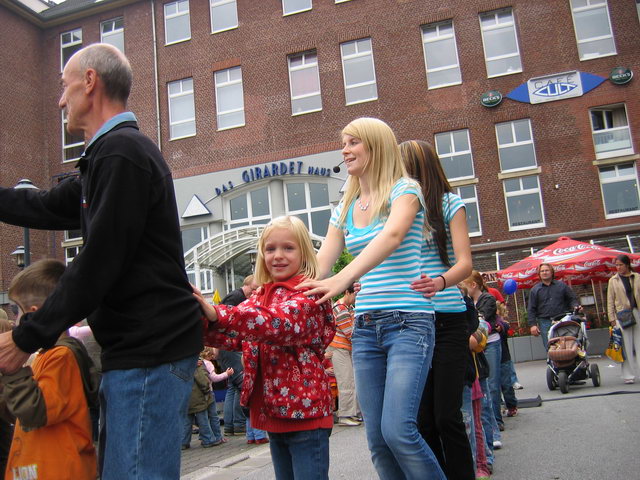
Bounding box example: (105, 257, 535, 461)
(247, 249, 258, 269)
(10, 246, 25, 269)
(14, 179, 39, 267)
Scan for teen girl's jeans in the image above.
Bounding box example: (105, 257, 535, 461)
(484, 340, 504, 429)
(352, 311, 446, 480)
(268, 428, 331, 480)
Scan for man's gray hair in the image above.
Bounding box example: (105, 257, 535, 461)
(78, 43, 133, 105)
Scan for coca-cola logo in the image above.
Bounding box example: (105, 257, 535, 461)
(552, 244, 593, 255)
(582, 260, 601, 267)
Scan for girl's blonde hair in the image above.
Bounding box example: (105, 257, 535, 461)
(254, 216, 318, 284)
(337, 117, 409, 227)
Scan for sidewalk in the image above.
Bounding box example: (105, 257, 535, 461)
(180, 355, 640, 479)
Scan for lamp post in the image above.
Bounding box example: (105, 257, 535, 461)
(248, 249, 258, 270)
(14, 179, 39, 268)
(10, 246, 25, 269)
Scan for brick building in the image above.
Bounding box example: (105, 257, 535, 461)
(1, 0, 639, 322)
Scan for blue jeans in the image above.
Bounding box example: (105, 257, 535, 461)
(223, 381, 246, 432)
(246, 417, 267, 441)
(268, 428, 331, 480)
(509, 360, 520, 385)
(207, 401, 223, 442)
(352, 311, 445, 480)
(500, 361, 518, 409)
(539, 318, 552, 350)
(183, 409, 214, 446)
(99, 354, 197, 480)
(478, 378, 495, 467)
(484, 340, 503, 429)
(460, 385, 476, 469)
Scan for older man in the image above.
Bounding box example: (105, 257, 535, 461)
(527, 263, 580, 349)
(0, 44, 202, 479)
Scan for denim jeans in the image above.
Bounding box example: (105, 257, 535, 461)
(207, 401, 223, 442)
(183, 409, 214, 446)
(353, 311, 445, 480)
(268, 428, 331, 480)
(500, 361, 518, 409)
(478, 378, 495, 467)
(223, 381, 246, 432)
(484, 340, 503, 429)
(99, 354, 197, 480)
(418, 311, 475, 480)
(246, 417, 267, 441)
(460, 385, 475, 469)
(539, 318, 552, 350)
(509, 359, 520, 385)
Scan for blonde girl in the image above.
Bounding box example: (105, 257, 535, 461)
(194, 216, 335, 480)
(299, 118, 445, 480)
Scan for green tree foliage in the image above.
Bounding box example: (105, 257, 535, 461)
(332, 249, 354, 275)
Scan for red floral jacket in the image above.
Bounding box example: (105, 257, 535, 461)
(203, 275, 335, 421)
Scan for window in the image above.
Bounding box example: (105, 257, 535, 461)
(453, 185, 481, 236)
(340, 38, 378, 105)
(181, 225, 210, 253)
(283, 0, 311, 15)
(286, 182, 331, 237)
(214, 66, 245, 130)
(570, 0, 616, 60)
(227, 187, 271, 229)
(496, 119, 537, 172)
(422, 20, 461, 89)
(61, 28, 82, 70)
(434, 129, 474, 180)
(101, 17, 124, 52)
(590, 104, 633, 159)
(164, 0, 190, 45)
(168, 78, 196, 140)
(288, 51, 322, 115)
(62, 111, 84, 162)
(504, 175, 545, 230)
(210, 0, 238, 33)
(637, 0, 640, 22)
(599, 163, 640, 218)
(65, 245, 81, 265)
(479, 8, 522, 77)
(63, 230, 82, 265)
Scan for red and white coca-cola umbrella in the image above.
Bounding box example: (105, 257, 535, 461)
(497, 236, 640, 289)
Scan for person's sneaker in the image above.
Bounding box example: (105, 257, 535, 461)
(493, 440, 503, 449)
(624, 378, 635, 384)
(507, 407, 518, 417)
(201, 442, 216, 448)
(337, 417, 361, 426)
(254, 438, 269, 444)
(247, 439, 256, 444)
(181, 444, 190, 450)
(498, 423, 505, 431)
(513, 382, 524, 390)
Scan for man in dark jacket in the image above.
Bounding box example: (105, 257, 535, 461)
(218, 274, 257, 435)
(0, 44, 202, 479)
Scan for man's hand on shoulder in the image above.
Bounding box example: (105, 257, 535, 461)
(0, 332, 31, 375)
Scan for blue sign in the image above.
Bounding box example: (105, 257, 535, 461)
(506, 71, 606, 104)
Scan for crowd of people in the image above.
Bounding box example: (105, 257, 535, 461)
(0, 42, 638, 480)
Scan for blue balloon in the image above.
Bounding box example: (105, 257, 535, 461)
(503, 279, 517, 295)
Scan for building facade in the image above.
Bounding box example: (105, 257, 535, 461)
(1, 0, 639, 315)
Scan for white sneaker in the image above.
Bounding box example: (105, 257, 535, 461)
(337, 417, 361, 426)
(493, 440, 503, 449)
(512, 382, 524, 390)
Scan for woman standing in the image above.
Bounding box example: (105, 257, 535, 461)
(400, 140, 474, 479)
(299, 118, 445, 480)
(607, 254, 640, 384)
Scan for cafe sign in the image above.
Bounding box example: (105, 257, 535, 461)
(609, 67, 633, 85)
(506, 71, 606, 104)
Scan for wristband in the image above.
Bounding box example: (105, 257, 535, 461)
(436, 275, 447, 291)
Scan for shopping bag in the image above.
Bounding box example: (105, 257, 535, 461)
(605, 327, 625, 363)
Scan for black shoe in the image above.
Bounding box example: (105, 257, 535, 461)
(181, 444, 190, 450)
(224, 429, 234, 436)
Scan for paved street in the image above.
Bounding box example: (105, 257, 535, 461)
(181, 356, 640, 479)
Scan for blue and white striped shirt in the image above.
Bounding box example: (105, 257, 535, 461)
(422, 192, 466, 313)
(330, 178, 434, 315)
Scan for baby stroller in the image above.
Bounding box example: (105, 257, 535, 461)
(545, 310, 600, 394)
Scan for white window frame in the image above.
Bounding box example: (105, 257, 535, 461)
(589, 104, 633, 159)
(100, 17, 124, 52)
(421, 20, 462, 89)
(284, 181, 332, 237)
(599, 163, 640, 219)
(637, 0, 640, 23)
(214, 66, 245, 131)
(453, 184, 482, 237)
(503, 175, 546, 231)
(164, 0, 191, 46)
(210, 0, 238, 34)
(288, 51, 322, 116)
(479, 8, 522, 78)
(335, 0, 352, 3)
(60, 28, 82, 71)
(340, 38, 378, 105)
(226, 186, 272, 230)
(434, 129, 475, 181)
(61, 111, 84, 163)
(570, 0, 616, 61)
(495, 119, 537, 173)
(167, 78, 196, 140)
(282, 0, 312, 16)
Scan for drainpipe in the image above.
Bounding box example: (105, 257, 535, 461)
(151, 0, 162, 150)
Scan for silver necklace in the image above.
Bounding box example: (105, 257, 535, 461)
(356, 197, 369, 211)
